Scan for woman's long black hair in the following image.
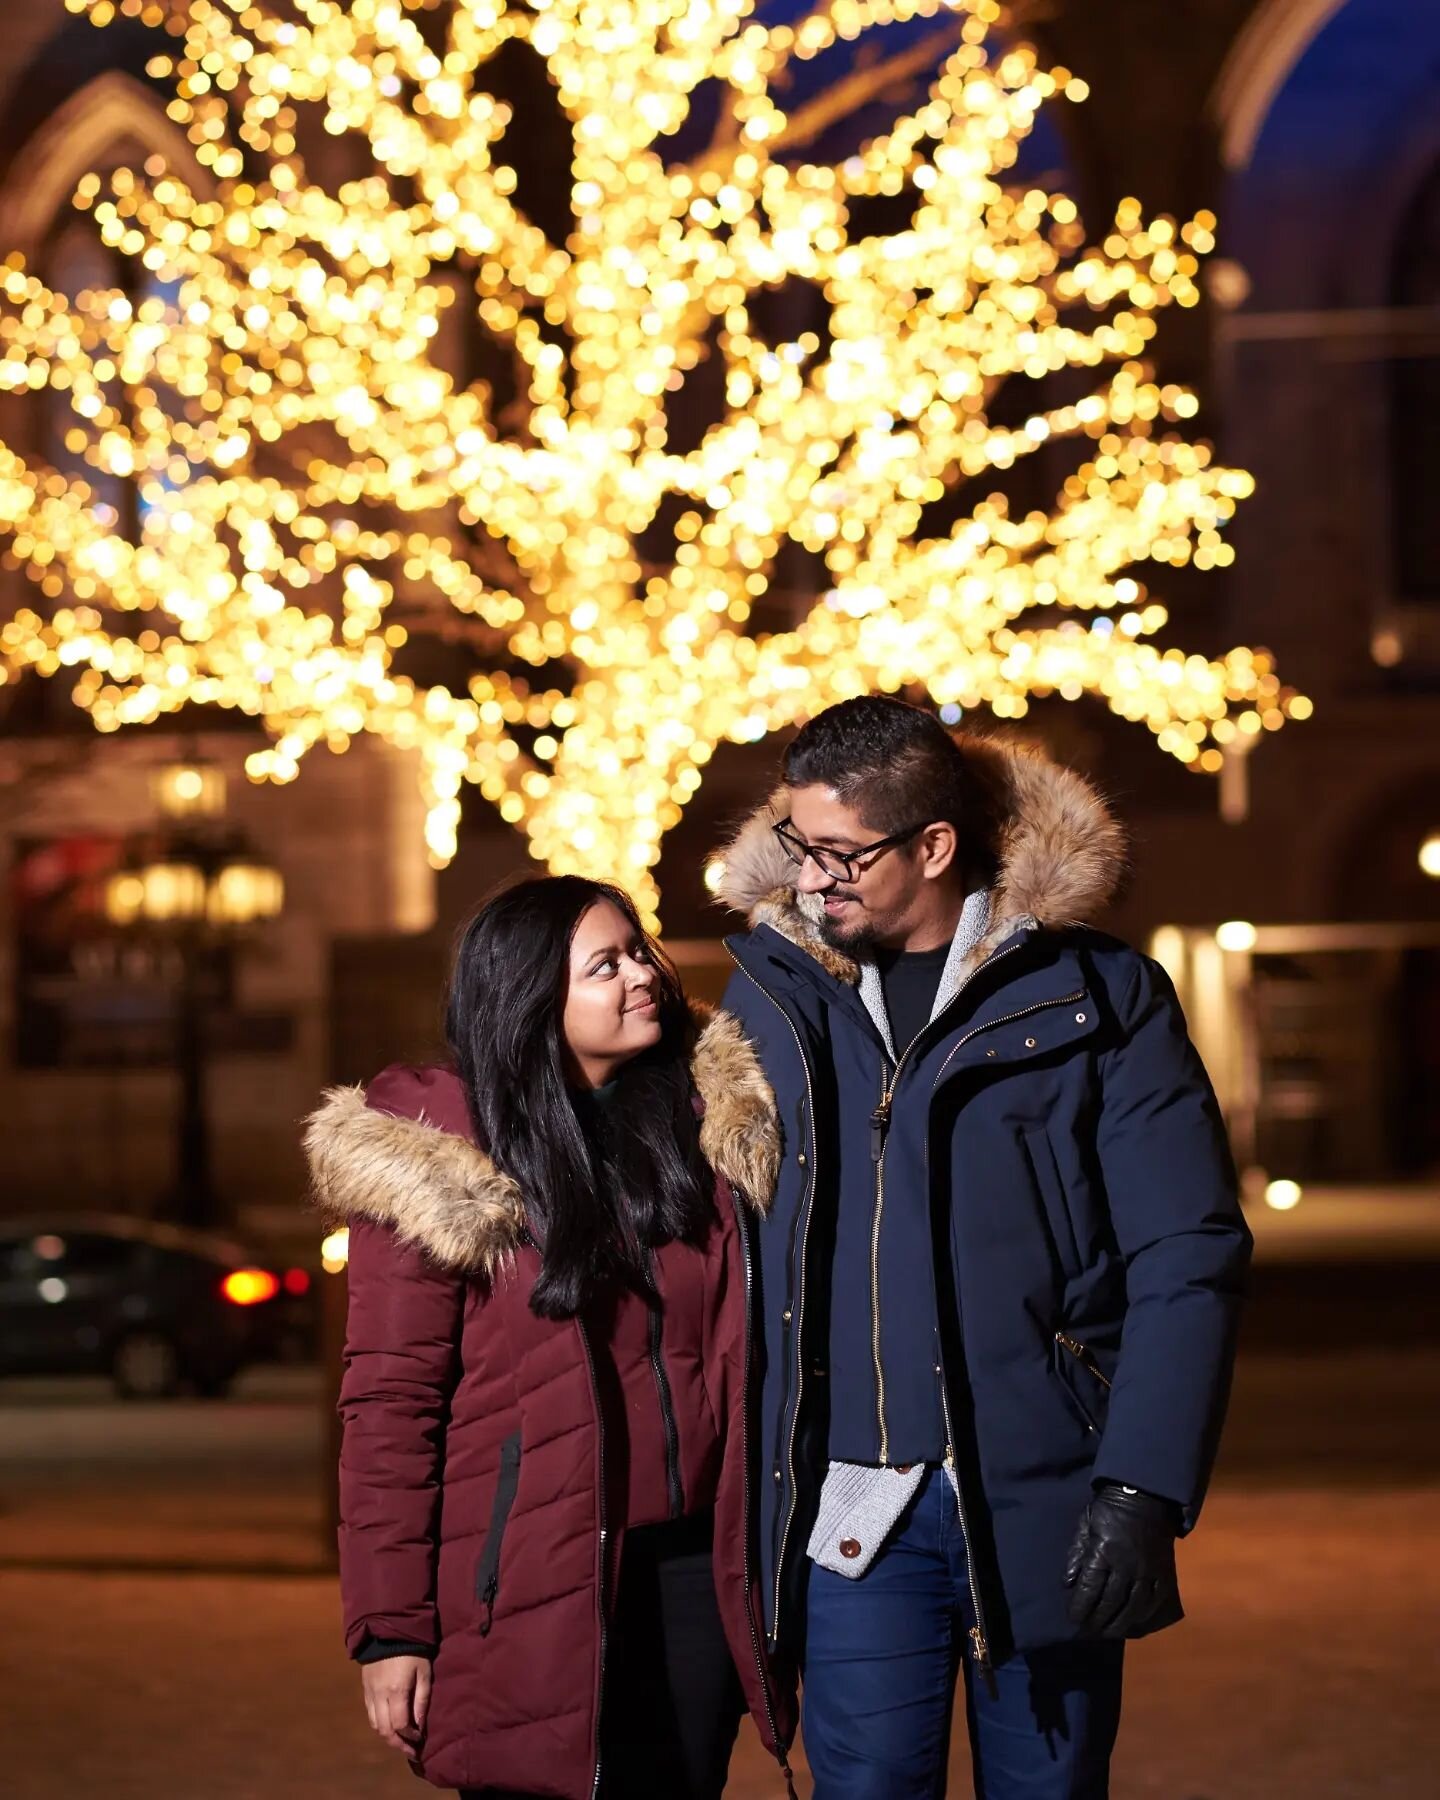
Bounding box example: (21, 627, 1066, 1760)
(445, 874, 713, 1318)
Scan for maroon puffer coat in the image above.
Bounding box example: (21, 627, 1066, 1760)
(304, 1009, 796, 1798)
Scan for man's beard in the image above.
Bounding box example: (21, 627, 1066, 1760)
(817, 897, 887, 959)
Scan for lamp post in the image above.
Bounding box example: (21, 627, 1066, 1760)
(103, 762, 283, 1229)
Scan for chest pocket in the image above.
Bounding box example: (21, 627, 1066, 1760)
(1022, 1125, 1082, 1287)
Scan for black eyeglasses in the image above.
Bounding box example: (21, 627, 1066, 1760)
(772, 817, 928, 884)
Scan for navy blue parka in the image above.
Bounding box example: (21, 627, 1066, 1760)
(715, 740, 1251, 1664)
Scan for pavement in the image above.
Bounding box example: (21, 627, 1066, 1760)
(4, 1347, 1439, 1798)
(4, 1484, 1437, 1800)
(0, 1368, 323, 1572)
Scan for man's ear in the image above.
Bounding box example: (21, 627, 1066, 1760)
(917, 820, 960, 879)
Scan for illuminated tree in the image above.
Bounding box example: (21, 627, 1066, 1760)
(0, 0, 1305, 926)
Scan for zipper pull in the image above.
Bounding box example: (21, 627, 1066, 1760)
(870, 1094, 892, 1161)
(479, 1572, 498, 1637)
(970, 1624, 999, 1698)
(1056, 1329, 1113, 1389)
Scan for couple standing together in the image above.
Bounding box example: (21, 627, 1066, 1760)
(306, 697, 1249, 1799)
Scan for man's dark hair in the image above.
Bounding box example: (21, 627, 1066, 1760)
(445, 874, 711, 1320)
(782, 696, 1001, 876)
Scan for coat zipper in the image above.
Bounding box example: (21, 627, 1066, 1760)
(869, 1061, 893, 1460)
(727, 1180, 799, 1797)
(917, 940, 1028, 1683)
(726, 951, 817, 1644)
(927, 968, 1087, 1681)
(576, 1316, 609, 1800)
(645, 1257, 685, 1519)
(938, 1367, 995, 1685)
(867, 941, 1042, 1461)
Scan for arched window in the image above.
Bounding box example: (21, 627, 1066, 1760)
(0, 73, 201, 543)
(41, 194, 138, 536)
(1211, 0, 1440, 688)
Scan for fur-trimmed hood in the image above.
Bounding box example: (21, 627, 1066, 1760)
(711, 735, 1127, 984)
(303, 1006, 780, 1276)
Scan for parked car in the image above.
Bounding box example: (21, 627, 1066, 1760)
(0, 1213, 317, 1398)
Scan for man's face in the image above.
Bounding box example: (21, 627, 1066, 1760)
(785, 785, 931, 955)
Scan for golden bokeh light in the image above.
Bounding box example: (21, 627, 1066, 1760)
(0, 0, 1305, 927)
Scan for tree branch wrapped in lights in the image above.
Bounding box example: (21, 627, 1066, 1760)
(0, 0, 1305, 927)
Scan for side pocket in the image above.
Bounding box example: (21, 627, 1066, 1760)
(475, 1431, 522, 1638)
(1023, 1126, 1083, 1284)
(1052, 1331, 1112, 1435)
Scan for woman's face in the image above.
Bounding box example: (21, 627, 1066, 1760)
(561, 899, 662, 1088)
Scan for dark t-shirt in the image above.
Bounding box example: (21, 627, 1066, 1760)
(876, 942, 951, 1059)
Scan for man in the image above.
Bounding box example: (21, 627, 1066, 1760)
(714, 696, 1250, 1798)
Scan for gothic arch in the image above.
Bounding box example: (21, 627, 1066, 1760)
(0, 71, 203, 259)
(1211, 0, 1347, 171)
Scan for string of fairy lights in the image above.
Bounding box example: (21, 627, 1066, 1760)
(0, 0, 1306, 926)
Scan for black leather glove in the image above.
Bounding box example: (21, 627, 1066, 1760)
(1064, 1482, 1184, 1638)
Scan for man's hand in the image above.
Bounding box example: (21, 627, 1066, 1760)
(361, 1654, 432, 1755)
(1064, 1482, 1184, 1638)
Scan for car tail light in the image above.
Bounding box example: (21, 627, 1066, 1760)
(220, 1268, 280, 1306)
(282, 1267, 311, 1297)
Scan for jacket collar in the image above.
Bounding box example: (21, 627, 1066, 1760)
(713, 735, 1126, 993)
(303, 1007, 779, 1276)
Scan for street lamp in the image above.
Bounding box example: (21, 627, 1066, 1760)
(151, 760, 228, 821)
(102, 766, 283, 1228)
(206, 860, 285, 926)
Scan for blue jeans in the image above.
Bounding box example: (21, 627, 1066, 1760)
(803, 1467, 1123, 1799)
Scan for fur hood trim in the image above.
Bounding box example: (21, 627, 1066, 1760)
(711, 734, 1126, 984)
(302, 1007, 780, 1276)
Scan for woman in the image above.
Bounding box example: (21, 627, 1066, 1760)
(304, 875, 797, 1800)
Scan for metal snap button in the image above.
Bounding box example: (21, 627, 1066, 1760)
(839, 1538, 862, 1559)
(1075, 1012, 1087, 1024)
(782, 1308, 793, 1324)
(797, 1152, 807, 1166)
(985, 1049, 997, 1058)
(1024, 1036, 1037, 1049)
(894, 1464, 913, 1475)
(773, 1468, 782, 1483)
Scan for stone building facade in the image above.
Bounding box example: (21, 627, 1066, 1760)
(1, 0, 1437, 1223)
